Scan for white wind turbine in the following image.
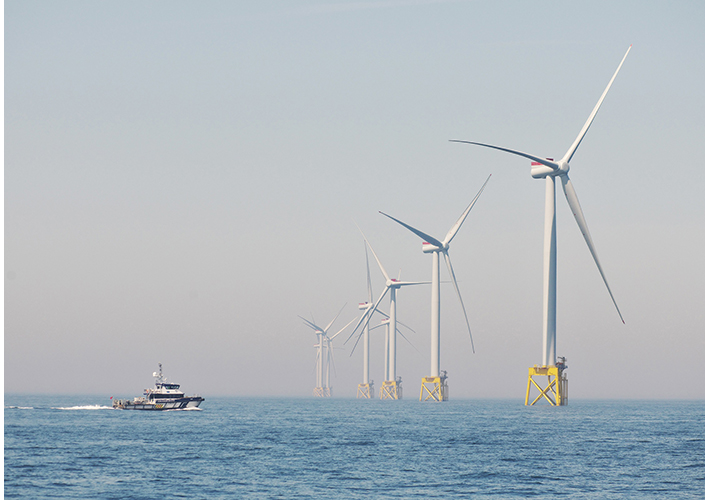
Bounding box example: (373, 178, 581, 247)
(355, 241, 377, 398)
(350, 241, 387, 399)
(346, 233, 428, 398)
(451, 47, 629, 394)
(379, 175, 490, 397)
(299, 306, 355, 397)
(353, 241, 421, 398)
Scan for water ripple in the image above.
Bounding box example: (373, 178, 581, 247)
(4, 397, 704, 499)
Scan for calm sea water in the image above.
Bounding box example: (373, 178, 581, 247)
(4, 396, 704, 499)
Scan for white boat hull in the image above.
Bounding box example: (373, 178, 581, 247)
(113, 396, 204, 410)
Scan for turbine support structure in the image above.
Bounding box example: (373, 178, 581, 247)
(357, 381, 374, 398)
(380, 377, 403, 400)
(525, 357, 568, 406)
(542, 175, 557, 367)
(420, 370, 449, 402)
(313, 387, 332, 398)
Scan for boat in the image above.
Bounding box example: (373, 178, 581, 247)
(112, 363, 205, 410)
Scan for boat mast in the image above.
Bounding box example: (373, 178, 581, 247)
(154, 363, 166, 386)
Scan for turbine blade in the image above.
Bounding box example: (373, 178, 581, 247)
(449, 141, 558, 170)
(443, 174, 491, 246)
(369, 285, 391, 318)
(365, 238, 389, 282)
(298, 315, 321, 332)
(373, 307, 388, 317)
(365, 241, 373, 303)
(562, 45, 632, 163)
(394, 280, 431, 286)
(560, 174, 625, 323)
(349, 330, 365, 356)
(329, 316, 357, 340)
(324, 303, 347, 333)
(396, 319, 416, 334)
(328, 341, 337, 378)
(379, 211, 443, 248)
(443, 251, 475, 353)
(344, 309, 371, 346)
(344, 286, 389, 344)
(349, 318, 382, 356)
(354, 222, 390, 281)
(396, 327, 420, 354)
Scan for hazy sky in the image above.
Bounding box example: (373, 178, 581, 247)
(5, 0, 704, 399)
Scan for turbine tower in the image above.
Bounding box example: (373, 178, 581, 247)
(451, 46, 630, 406)
(346, 233, 428, 400)
(380, 175, 490, 401)
(299, 306, 355, 398)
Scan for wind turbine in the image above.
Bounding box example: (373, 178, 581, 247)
(352, 242, 397, 398)
(451, 46, 630, 405)
(299, 306, 355, 398)
(379, 175, 490, 401)
(354, 241, 421, 399)
(355, 241, 376, 398)
(346, 232, 429, 400)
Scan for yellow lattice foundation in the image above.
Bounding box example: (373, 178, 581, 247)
(356, 383, 374, 399)
(380, 380, 403, 400)
(419, 376, 449, 402)
(313, 387, 331, 398)
(525, 365, 568, 406)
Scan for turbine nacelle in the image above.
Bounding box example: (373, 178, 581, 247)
(422, 241, 447, 253)
(530, 158, 569, 178)
(422, 242, 436, 253)
(358, 302, 371, 310)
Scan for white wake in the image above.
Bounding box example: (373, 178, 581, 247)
(52, 405, 115, 410)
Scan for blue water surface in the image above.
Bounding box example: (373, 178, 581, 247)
(4, 396, 704, 499)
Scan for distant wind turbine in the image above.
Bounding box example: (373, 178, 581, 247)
(299, 305, 355, 398)
(379, 175, 490, 401)
(346, 231, 429, 399)
(355, 241, 379, 398)
(451, 46, 630, 405)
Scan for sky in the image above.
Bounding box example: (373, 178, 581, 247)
(5, 0, 704, 399)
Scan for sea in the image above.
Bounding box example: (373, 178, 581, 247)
(4, 396, 704, 499)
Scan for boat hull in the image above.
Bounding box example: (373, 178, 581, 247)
(113, 396, 204, 410)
